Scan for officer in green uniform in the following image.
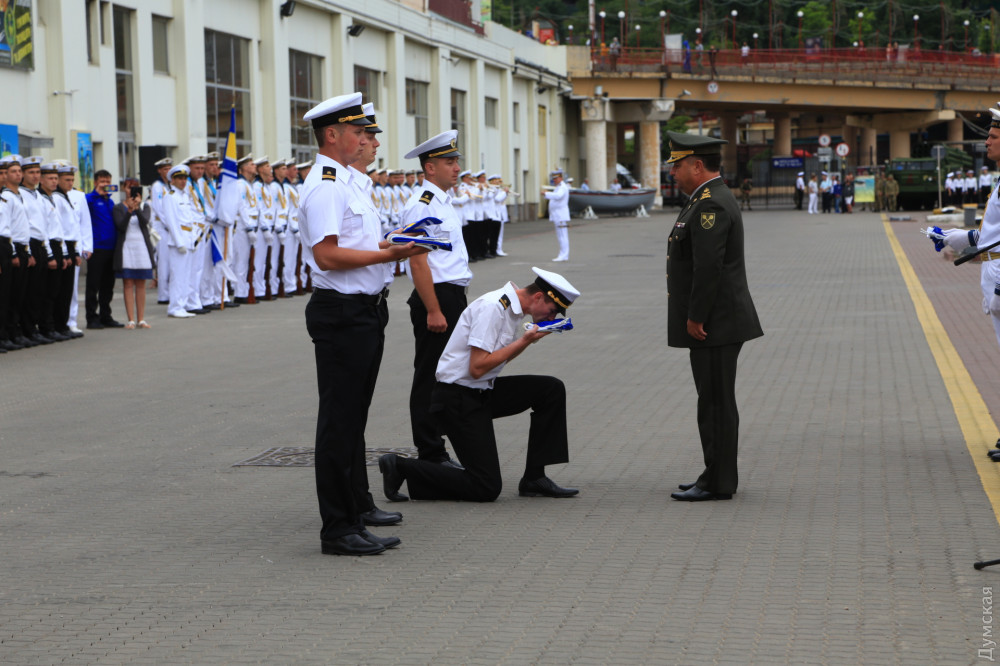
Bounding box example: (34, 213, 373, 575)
(874, 173, 884, 212)
(664, 132, 764, 502)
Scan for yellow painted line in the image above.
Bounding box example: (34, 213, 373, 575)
(883, 216, 1000, 521)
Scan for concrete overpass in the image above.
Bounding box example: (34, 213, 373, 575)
(566, 45, 1000, 192)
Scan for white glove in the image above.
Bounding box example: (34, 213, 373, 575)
(278, 231, 287, 241)
(264, 230, 274, 244)
(176, 245, 188, 255)
(944, 228, 977, 251)
(990, 284, 1000, 317)
(247, 230, 258, 244)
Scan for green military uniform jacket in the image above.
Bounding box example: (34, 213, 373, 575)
(666, 176, 763, 349)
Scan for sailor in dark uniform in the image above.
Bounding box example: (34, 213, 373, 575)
(663, 131, 763, 502)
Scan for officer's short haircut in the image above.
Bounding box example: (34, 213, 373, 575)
(699, 154, 722, 173)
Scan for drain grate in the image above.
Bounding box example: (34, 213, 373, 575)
(233, 446, 419, 467)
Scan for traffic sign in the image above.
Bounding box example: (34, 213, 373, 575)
(817, 146, 833, 156)
(835, 142, 850, 157)
(707, 81, 719, 94)
(818, 134, 831, 147)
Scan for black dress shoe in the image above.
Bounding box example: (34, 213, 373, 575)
(320, 533, 385, 556)
(46, 331, 71, 342)
(518, 476, 579, 498)
(360, 529, 401, 549)
(670, 486, 732, 501)
(204, 303, 222, 311)
(990, 451, 1000, 463)
(101, 319, 125, 328)
(13, 336, 36, 347)
(233, 297, 248, 304)
(62, 329, 84, 339)
(223, 301, 241, 308)
(378, 454, 409, 502)
(678, 482, 697, 491)
(0, 339, 22, 351)
(86, 321, 105, 330)
(989, 449, 1000, 458)
(157, 300, 169, 305)
(29, 333, 55, 344)
(187, 308, 210, 315)
(361, 507, 403, 526)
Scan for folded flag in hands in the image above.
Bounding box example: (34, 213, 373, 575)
(386, 234, 453, 252)
(384, 216, 443, 239)
(523, 318, 574, 333)
(922, 226, 947, 252)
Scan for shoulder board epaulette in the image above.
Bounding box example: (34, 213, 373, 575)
(419, 190, 434, 204)
(499, 294, 511, 310)
(699, 187, 711, 200)
(322, 166, 337, 182)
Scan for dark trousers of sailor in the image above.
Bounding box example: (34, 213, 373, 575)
(27, 239, 53, 334)
(44, 240, 65, 333)
(398, 376, 569, 502)
(407, 284, 467, 461)
(56, 242, 77, 332)
(85, 247, 116, 324)
(468, 221, 487, 260)
(794, 189, 803, 210)
(690, 343, 743, 495)
(485, 218, 500, 256)
(0, 238, 11, 341)
(305, 290, 387, 541)
(9, 243, 29, 338)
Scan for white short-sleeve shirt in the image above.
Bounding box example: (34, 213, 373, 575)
(401, 179, 472, 287)
(435, 281, 523, 390)
(299, 153, 386, 295)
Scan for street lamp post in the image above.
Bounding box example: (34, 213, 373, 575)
(797, 10, 804, 49)
(857, 12, 864, 48)
(635, 24, 641, 49)
(731, 10, 738, 50)
(753, 32, 759, 51)
(964, 20, 970, 52)
(913, 14, 920, 50)
(567, 24, 574, 45)
(659, 10, 666, 49)
(618, 10, 625, 46)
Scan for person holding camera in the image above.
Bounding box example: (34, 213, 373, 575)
(113, 184, 155, 329)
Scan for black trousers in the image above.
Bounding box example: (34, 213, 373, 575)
(55, 242, 77, 332)
(85, 247, 116, 324)
(794, 189, 803, 210)
(407, 284, 468, 461)
(305, 289, 388, 541)
(43, 240, 65, 333)
(9, 243, 29, 338)
(398, 376, 569, 502)
(27, 239, 52, 334)
(690, 343, 743, 495)
(0, 237, 11, 341)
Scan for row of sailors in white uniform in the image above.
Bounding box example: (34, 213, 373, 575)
(149, 153, 310, 317)
(450, 170, 512, 225)
(945, 168, 993, 195)
(0, 156, 91, 338)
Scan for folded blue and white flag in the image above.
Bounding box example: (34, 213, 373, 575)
(386, 233, 452, 252)
(523, 318, 574, 333)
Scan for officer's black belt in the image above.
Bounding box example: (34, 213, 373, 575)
(436, 282, 468, 294)
(436, 381, 490, 395)
(315, 287, 389, 305)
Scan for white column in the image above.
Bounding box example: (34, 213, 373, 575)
(385, 31, 407, 163)
(431, 46, 451, 134)
(499, 68, 513, 181)
(173, 0, 208, 157)
(585, 118, 608, 190)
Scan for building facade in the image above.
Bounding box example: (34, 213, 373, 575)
(2, 0, 580, 215)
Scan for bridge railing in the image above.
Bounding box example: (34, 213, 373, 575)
(591, 46, 999, 84)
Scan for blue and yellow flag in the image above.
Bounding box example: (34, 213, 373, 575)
(215, 106, 240, 226)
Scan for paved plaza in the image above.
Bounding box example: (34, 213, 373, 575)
(3, 206, 1000, 664)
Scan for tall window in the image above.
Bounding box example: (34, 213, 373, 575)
(205, 30, 251, 153)
(512, 102, 520, 133)
(113, 6, 135, 177)
(484, 97, 498, 128)
(354, 66, 380, 109)
(152, 15, 169, 74)
(405, 79, 429, 145)
(450, 89, 466, 152)
(290, 50, 323, 163)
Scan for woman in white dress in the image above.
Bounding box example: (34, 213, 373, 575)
(112, 185, 156, 329)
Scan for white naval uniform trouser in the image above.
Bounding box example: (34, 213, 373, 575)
(808, 192, 819, 214)
(252, 231, 268, 297)
(980, 260, 1000, 347)
(232, 228, 253, 298)
(267, 232, 283, 295)
(168, 246, 192, 317)
(281, 232, 300, 293)
(68, 265, 81, 328)
(157, 234, 172, 302)
(199, 224, 228, 306)
(553, 220, 570, 260)
(185, 228, 207, 311)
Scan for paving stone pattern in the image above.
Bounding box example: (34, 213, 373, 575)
(1, 209, 997, 664)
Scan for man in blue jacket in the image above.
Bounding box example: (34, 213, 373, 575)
(85, 169, 123, 328)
